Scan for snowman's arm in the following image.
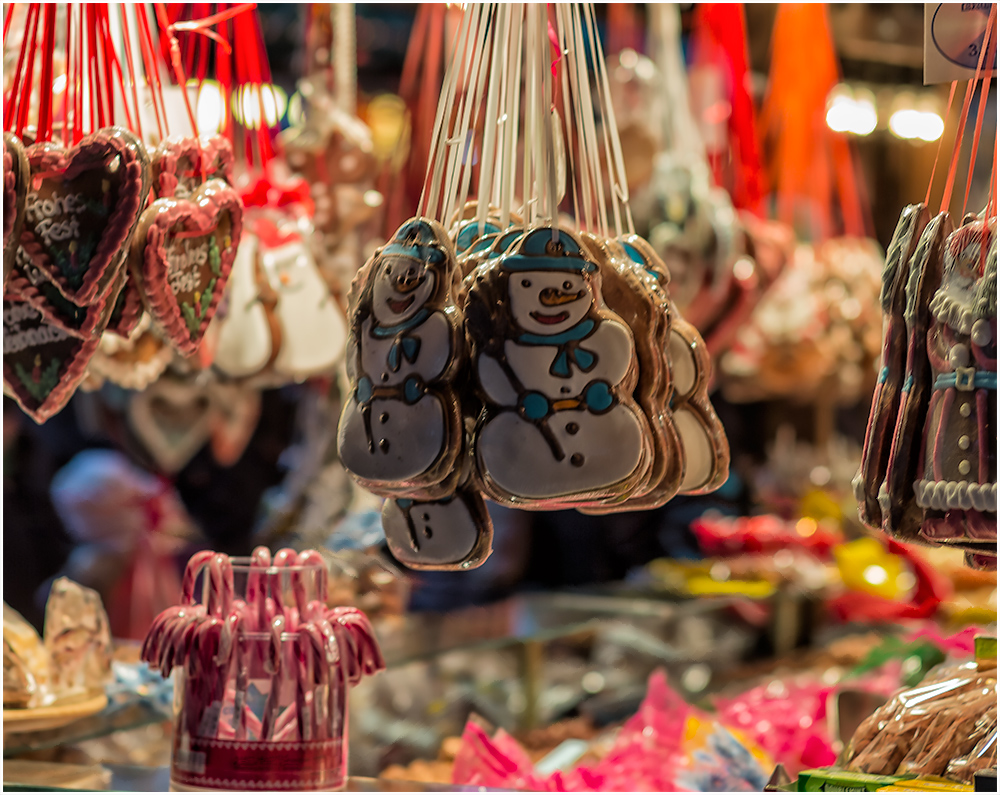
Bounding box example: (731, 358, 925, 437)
(345, 337, 359, 382)
(411, 311, 452, 381)
(477, 354, 519, 406)
(590, 320, 634, 386)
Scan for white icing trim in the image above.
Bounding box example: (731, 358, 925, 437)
(851, 470, 866, 504)
(913, 478, 997, 512)
(929, 286, 976, 335)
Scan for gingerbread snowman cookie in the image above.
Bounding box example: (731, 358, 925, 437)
(466, 227, 652, 507)
(338, 219, 466, 499)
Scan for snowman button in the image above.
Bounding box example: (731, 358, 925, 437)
(570, 453, 585, 467)
(960, 403, 972, 418)
(971, 319, 992, 347)
(958, 460, 971, 476)
(566, 422, 579, 435)
(381, 373, 389, 382)
(948, 344, 970, 368)
(379, 439, 390, 452)
(959, 435, 971, 450)
(380, 413, 389, 424)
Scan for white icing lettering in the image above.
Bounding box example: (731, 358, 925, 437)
(167, 239, 210, 294)
(3, 322, 71, 354)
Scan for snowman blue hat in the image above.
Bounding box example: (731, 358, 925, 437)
(466, 227, 524, 259)
(382, 219, 446, 264)
(455, 219, 502, 254)
(501, 228, 596, 273)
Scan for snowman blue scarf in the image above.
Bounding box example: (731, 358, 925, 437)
(517, 319, 597, 378)
(371, 308, 431, 372)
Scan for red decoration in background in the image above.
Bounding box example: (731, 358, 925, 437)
(758, 3, 871, 241)
(690, 3, 764, 215)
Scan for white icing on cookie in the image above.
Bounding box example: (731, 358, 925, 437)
(914, 478, 997, 512)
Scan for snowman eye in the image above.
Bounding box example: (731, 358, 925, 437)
(563, 281, 572, 290)
(521, 279, 531, 288)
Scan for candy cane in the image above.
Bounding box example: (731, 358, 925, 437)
(297, 549, 328, 604)
(261, 613, 286, 740)
(271, 547, 297, 618)
(141, 605, 190, 665)
(182, 550, 217, 604)
(248, 546, 272, 631)
(207, 553, 233, 618)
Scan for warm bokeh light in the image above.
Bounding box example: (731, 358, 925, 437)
(888, 108, 944, 142)
(232, 84, 288, 129)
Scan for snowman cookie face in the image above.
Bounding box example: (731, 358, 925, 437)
(371, 254, 437, 326)
(508, 270, 592, 336)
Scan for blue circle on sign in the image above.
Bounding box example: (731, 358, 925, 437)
(931, 4, 996, 70)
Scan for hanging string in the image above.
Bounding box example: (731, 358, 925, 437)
(3, 3, 19, 47)
(119, 4, 144, 142)
(961, 5, 996, 218)
(62, 4, 72, 146)
(36, 3, 56, 142)
(925, 81, 958, 208)
(136, 4, 168, 141)
(74, 3, 84, 141)
(154, 2, 203, 151)
(4, 3, 34, 132)
(938, 21, 992, 217)
(15, 3, 41, 137)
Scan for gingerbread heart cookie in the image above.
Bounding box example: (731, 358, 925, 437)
(3, 296, 100, 423)
(105, 273, 145, 338)
(152, 135, 234, 199)
(3, 132, 30, 284)
(207, 380, 262, 467)
(127, 372, 213, 474)
(6, 246, 127, 338)
(19, 127, 150, 305)
(131, 179, 243, 355)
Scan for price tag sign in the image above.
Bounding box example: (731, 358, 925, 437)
(924, 3, 997, 84)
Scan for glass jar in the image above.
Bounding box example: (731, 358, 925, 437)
(169, 558, 348, 791)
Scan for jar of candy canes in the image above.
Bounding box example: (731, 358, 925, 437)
(142, 548, 384, 791)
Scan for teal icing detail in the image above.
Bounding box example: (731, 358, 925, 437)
(521, 391, 550, 420)
(933, 371, 997, 391)
(356, 375, 373, 404)
(403, 377, 423, 404)
(584, 381, 613, 411)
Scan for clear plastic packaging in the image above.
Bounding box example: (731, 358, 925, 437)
(845, 660, 998, 783)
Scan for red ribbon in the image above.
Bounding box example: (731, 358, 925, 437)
(240, 175, 313, 213)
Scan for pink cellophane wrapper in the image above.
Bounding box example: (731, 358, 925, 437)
(451, 670, 770, 792)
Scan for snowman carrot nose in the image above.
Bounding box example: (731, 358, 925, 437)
(393, 270, 426, 293)
(539, 287, 584, 306)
